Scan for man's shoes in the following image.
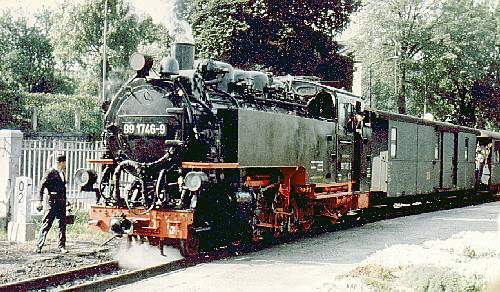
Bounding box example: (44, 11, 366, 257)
(60, 247, 68, 254)
(34, 247, 42, 253)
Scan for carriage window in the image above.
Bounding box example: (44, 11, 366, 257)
(496, 142, 500, 163)
(390, 127, 397, 158)
(338, 102, 352, 132)
(464, 138, 469, 161)
(296, 86, 318, 96)
(435, 140, 439, 160)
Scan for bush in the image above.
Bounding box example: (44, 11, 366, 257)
(23, 93, 102, 137)
(0, 80, 28, 129)
(33, 211, 108, 242)
(402, 265, 486, 292)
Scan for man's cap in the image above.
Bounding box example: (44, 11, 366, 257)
(56, 153, 66, 162)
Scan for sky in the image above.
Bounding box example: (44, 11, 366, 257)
(0, 0, 194, 42)
(0, 0, 66, 13)
(0, 0, 169, 17)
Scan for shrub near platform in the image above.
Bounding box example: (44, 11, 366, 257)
(33, 211, 108, 242)
(23, 93, 102, 137)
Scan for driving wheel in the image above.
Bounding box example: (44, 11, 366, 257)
(179, 227, 200, 257)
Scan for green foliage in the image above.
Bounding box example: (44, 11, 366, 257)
(23, 93, 102, 137)
(191, 0, 359, 88)
(0, 11, 60, 94)
(346, 0, 498, 128)
(33, 211, 108, 241)
(49, 0, 170, 96)
(0, 80, 28, 130)
(417, 0, 498, 128)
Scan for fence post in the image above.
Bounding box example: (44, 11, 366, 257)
(0, 130, 23, 230)
(32, 108, 38, 132)
(75, 107, 81, 132)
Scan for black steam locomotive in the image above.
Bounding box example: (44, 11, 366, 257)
(79, 43, 500, 257)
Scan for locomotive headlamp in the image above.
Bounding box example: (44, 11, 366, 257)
(184, 171, 208, 192)
(129, 52, 153, 77)
(74, 169, 97, 191)
(109, 217, 133, 235)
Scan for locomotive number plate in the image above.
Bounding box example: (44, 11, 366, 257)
(123, 123, 167, 135)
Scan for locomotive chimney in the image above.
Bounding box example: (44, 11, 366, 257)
(171, 42, 195, 70)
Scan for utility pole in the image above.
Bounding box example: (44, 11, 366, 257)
(102, 0, 108, 102)
(368, 66, 373, 108)
(394, 44, 406, 114)
(394, 44, 398, 96)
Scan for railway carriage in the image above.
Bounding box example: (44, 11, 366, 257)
(366, 110, 479, 200)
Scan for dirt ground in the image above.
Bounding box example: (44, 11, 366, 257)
(0, 238, 120, 284)
(0, 212, 121, 285)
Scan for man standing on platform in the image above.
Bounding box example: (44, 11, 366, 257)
(35, 153, 68, 254)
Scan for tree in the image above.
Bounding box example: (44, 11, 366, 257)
(0, 11, 58, 93)
(345, 0, 439, 114)
(49, 0, 169, 96)
(0, 79, 27, 129)
(190, 0, 359, 89)
(418, 0, 498, 127)
(346, 0, 498, 128)
(23, 93, 102, 136)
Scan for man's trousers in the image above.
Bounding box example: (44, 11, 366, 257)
(36, 199, 66, 249)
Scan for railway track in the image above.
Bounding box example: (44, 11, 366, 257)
(1, 192, 497, 291)
(0, 247, 237, 291)
(0, 260, 120, 291)
(61, 248, 235, 291)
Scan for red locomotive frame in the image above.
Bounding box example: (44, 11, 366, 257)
(89, 162, 370, 255)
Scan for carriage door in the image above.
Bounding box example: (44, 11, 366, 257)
(452, 133, 459, 186)
(379, 151, 388, 192)
(371, 151, 388, 193)
(440, 132, 455, 189)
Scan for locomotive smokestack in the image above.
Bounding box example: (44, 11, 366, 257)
(171, 42, 195, 70)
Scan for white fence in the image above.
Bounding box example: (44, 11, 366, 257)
(19, 139, 105, 211)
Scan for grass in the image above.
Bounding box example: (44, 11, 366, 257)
(402, 265, 486, 292)
(33, 211, 108, 242)
(350, 264, 395, 291)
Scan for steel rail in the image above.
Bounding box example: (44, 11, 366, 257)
(61, 248, 235, 291)
(0, 260, 120, 291)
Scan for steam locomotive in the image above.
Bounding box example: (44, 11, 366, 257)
(77, 43, 500, 257)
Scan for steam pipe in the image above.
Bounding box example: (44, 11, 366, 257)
(113, 160, 143, 201)
(112, 145, 182, 203)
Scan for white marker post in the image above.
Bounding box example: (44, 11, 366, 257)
(7, 177, 35, 242)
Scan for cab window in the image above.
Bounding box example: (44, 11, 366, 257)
(390, 127, 397, 158)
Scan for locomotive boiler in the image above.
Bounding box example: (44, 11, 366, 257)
(79, 42, 500, 257)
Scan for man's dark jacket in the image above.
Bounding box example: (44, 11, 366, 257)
(38, 168, 66, 202)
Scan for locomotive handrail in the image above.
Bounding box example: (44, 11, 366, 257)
(181, 162, 240, 169)
(87, 159, 114, 164)
(117, 114, 180, 117)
